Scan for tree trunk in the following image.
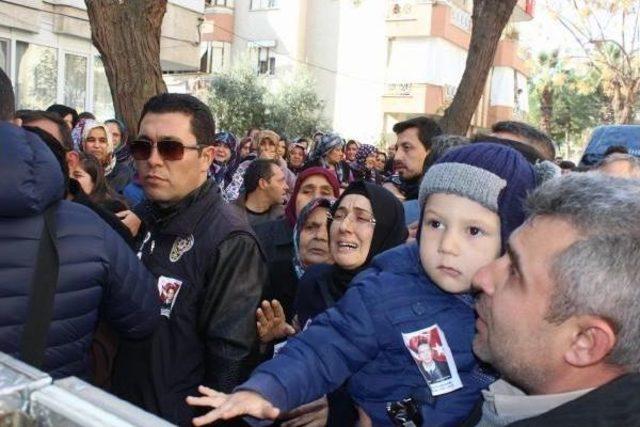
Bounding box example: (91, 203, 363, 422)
(613, 80, 637, 124)
(85, 0, 168, 138)
(440, 0, 518, 135)
(540, 84, 554, 135)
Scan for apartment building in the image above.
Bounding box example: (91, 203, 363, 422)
(0, 0, 203, 120)
(383, 0, 533, 140)
(203, 0, 534, 144)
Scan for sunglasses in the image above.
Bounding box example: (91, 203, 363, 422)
(129, 139, 204, 161)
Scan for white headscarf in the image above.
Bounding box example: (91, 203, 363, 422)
(81, 120, 117, 175)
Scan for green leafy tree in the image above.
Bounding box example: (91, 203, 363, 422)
(529, 50, 606, 157)
(549, 0, 640, 124)
(208, 64, 268, 137)
(208, 64, 327, 138)
(265, 72, 327, 138)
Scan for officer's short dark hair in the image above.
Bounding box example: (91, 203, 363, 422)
(392, 116, 443, 151)
(46, 104, 79, 128)
(604, 145, 629, 157)
(140, 93, 216, 146)
(244, 159, 279, 195)
(492, 121, 555, 160)
(0, 68, 15, 121)
(20, 110, 74, 151)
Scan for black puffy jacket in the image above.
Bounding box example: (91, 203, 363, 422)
(0, 123, 159, 379)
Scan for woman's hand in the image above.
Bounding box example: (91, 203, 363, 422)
(256, 300, 295, 344)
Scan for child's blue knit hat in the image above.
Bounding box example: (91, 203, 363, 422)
(418, 142, 537, 252)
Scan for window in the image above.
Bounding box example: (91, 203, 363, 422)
(200, 42, 226, 73)
(257, 47, 275, 75)
(93, 56, 115, 120)
(0, 39, 8, 73)
(211, 45, 225, 70)
(250, 0, 278, 10)
(206, 0, 234, 6)
(15, 42, 58, 110)
(64, 53, 88, 112)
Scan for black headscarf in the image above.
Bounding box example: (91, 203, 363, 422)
(327, 181, 408, 300)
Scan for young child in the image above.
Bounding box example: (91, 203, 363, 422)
(187, 143, 537, 427)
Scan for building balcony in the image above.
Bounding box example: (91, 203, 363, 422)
(494, 38, 530, 76)
(386, 0, 533, 40)
(202, 10, 234, 43)
(205, 0, 234, 14)
(382, 83, 444, 116)
(487, 105, 527, 125)
(511, 0, 535, 22)
(386, 1, 434, 38)
(381, 81, 488, 128)
(386, 1, 471, 49)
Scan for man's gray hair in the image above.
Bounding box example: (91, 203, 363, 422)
(526, 173, 640, 371)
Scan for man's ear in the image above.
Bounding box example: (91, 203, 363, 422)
(258, 177, 269, 190)
(66, 151, 80, 171)
(564, 316, 616, 368)
(199, 145, 214, 172)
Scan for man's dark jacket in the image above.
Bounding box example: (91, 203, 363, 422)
(112, 180, 267, 425)
(0, 123, 159, 379)
(460, 374, 640, 427)
(253, 218, 298, 321)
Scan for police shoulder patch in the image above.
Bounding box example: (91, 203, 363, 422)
(169, 234, 194, 262)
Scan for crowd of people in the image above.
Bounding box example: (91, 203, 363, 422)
(2, 65, 640, 427)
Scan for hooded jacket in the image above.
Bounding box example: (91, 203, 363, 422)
(0, 123, 159, 379)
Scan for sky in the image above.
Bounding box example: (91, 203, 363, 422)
(519, 0, 639, 59)
(518, 0, 582, 57)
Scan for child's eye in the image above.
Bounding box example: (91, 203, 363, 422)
(469, 226, 484, 236)
(428, 220, 442, 229)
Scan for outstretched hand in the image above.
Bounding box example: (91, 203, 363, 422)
(186, 386, 280, 426)
(256, 299, 296, 344)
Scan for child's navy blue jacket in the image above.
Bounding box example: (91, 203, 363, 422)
(241, 242, 494, 426)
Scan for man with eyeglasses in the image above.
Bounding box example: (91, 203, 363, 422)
(111, 93, 268, 426)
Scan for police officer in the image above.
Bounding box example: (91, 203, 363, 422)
(112, 94, 267, 425)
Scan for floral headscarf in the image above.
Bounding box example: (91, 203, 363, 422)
(211, 131, 239, 187)
(214, 132, 238, 165)
(308, 133, 344, 164)
(350, 144, 378, 173)
(71, 118, 93, 151)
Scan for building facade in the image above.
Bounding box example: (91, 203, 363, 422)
(0, 0, 203, 121)
(202, 0, 534, 144)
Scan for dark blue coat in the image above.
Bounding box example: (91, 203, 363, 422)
(0, 123, 159, 379)
(241, 243, 494, 426)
